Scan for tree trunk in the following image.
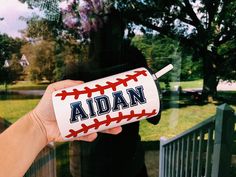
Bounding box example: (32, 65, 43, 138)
(202, 50, 219, 101)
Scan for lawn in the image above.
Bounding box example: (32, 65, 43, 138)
(171, 79, 203, 89)
(140, 104, 218, 141)
(1, 93, 235, 141)
(0, 79, 203, 92)
(0, 96, 40, 122)
(0, 81, 48, 91)
(1, 92, 235, 177)
(158, 79, 203, 90)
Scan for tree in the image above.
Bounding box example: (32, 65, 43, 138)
(0, 34, 17, 68)
(1, 55, 23, 90)
(19, 0, 236, 99)
(20, 15, 61, 40)
(132, 34, 202, 81)
(114, 0, 236, 99)
(0, 33, 25, 90)
(21, 40, 56, 82)
(20, 16, 89, 82)
(119, 0, 235, 98)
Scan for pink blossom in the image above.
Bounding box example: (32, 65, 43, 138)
(61, 0, 110, 37)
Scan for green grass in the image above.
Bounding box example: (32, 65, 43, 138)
(1, 90, 235, 141)
(140, 104, 217, 141)
(1, 94, 234, 140)
(1, 80, 203, 92)
(159, 79, 203, 90)
(170, 79, 203, 89)
(0, 81, 48, 91)
(1, 81, 235, 177)
(1, 92, 235, 177)
(0, 95, 40, 122)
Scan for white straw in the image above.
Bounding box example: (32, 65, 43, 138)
(153, 64, 173, 80)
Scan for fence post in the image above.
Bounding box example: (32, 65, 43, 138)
(159, 137, 166, 177)
(0, 118, 11, 133)
(211, 104, 235, 177)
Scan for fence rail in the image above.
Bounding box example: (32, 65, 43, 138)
(0, 117, 56, 177)
(159, 104, 236, 177)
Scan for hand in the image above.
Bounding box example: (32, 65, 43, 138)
(30, 80, 122, 144)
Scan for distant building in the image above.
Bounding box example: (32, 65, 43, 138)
(3, 60, 12, 68)
(19, 54, 29, 67)
(3, 54, 29, 68)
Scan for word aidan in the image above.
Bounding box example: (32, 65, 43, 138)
(70, 86, 146, 123)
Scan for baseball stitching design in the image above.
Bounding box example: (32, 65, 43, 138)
(55, 69, 148, 100)
(65, 109, 157, 138)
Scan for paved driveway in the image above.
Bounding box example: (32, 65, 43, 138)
(217, 80, 236, 91)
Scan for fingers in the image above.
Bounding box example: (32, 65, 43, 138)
(74, 133, 98, 142)
(101, 126, 122, 135)
(61, 133, 97, 142)
(67, 127, 122, 142)
(48, 80, 84, 92)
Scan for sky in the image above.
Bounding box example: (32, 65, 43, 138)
(0, 0, 40, 38)
(0, 0, 196, 38)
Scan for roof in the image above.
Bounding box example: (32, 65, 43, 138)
(3, 54, 29, 68)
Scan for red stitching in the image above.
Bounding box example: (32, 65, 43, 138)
(65, 109, 157, 138)
(55, 70, 148, 100)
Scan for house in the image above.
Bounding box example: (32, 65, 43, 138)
(3, 59, 12, 68)
(19, 54, 29, 67)
(3, 54, 29, 68)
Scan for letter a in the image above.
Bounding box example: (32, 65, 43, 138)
(70, 101, 88, 123)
